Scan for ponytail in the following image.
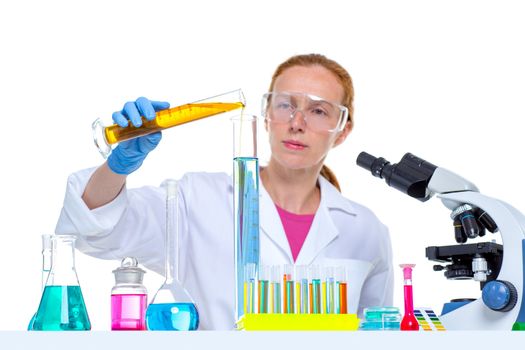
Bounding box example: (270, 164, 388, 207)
(320, 165, 341, 192)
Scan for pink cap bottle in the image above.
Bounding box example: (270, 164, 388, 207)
(111, 257, 147, 330)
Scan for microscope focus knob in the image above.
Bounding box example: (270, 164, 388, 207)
(482, 280, 518, 312)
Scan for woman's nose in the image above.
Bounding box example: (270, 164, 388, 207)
(289, 109, 307, 131)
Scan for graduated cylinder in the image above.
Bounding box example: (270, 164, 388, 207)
(232, 115, 260, 324)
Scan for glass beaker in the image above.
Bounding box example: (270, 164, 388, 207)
(111, 257, 147, 330)
(93, 89, 245, 158)
(32, 235, 91, 331)
(146, 179, 199, 331)
(28, 234, 52, 330)
(232, 114, 260, 324)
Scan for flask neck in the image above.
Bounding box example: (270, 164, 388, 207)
(47, 235, 79, 286)
(53, 239, 76, 269)
(164, 180, 179, 284)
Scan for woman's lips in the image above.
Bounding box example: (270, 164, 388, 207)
(283, 140, 307, 150)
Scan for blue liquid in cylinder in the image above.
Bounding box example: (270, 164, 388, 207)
(146, 303, 199, 330)
(32, 286, 91, 331)
(234, 156, 259, 319)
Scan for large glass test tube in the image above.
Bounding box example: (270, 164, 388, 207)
(93, 89, 245, 158)
(233, 115, 259, 324)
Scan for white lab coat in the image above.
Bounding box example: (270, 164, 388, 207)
(55, 167, 394, 330)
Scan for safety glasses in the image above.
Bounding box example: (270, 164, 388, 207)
(262, 91, 349, 133)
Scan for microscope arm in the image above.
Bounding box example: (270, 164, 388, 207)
(427, 167, 479, 204)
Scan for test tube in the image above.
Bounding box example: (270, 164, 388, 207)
(308, 265, 322, 314)
(270, 265, 282, 313)
(283, 265, 295, 313)
(322, 277, 327, 313)
(244, 263, 257, 314)
(296, 265, 309, 314)
(336, 266, 348, 314)
(258, 265, 270, 314)
(325, 266, 336, 314)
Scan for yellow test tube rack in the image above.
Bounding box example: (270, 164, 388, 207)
(236, 313, 359, 331)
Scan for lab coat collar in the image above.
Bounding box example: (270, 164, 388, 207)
(317, 176, 358, 216)
(259, 175, 358, 265)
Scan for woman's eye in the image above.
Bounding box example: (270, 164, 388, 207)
(276, 102, 293, 110)
(311, 107, 328, 117)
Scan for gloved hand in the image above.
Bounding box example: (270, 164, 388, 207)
(107, 97, 170, 175)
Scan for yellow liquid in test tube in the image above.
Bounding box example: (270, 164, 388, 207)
(105, 102, 244, 145)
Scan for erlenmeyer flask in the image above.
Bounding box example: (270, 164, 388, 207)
(146, 179, 199, 330)
(32, 235, 91, 331)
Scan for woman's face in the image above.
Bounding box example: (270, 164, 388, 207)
(266, 65, 351, 171)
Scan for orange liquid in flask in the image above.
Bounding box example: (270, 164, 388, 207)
(104, 102, 244, 145)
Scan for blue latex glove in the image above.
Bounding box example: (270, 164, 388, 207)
(107, 97, 170, 175)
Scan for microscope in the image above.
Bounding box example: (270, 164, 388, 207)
(356, 152, 525, 330)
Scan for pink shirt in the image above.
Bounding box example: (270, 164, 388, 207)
(275, 204, 315, 262)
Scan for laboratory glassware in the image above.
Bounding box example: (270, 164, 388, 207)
(28, 234, 52, 330)
(270, 265, 282, 314)
(308, 265, 322, 314)
(296, 265, 309, 314)
(245, 263, 257, 314)
(324, 266, 336, 314)
(146, 179, 199, 331)
(400, 264, 419, 331)
(32, 235, 91, 331)
(93, 89, 245, 158)
(258, 265, 269, 314)
(336, 266, 347, 314)
(360, 307, 401, 330)
(111, 257, 147, 330)
(233, 114, 260, 324)
(283, 264, 295, 313)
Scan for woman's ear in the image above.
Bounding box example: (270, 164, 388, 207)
(333, 121, 353, 148)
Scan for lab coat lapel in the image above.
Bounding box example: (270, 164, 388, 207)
(259, 182, 293, 262)
(294, 205, 338, 266)
(295, 177, 356, 266)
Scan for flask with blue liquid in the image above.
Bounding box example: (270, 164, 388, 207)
(146, 179, 199, 331)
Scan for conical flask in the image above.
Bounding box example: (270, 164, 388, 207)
(146, 179, 199, 330)
(32, 235, 91, 331)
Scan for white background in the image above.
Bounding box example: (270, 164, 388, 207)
(0, 0, 524, 330)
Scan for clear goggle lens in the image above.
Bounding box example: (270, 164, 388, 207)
(262, 92, 348, 132)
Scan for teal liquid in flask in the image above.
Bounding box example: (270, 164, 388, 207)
(146, 179, 199, 330)
(32, 235, 91, 331)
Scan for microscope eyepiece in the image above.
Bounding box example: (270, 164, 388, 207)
(356, 152, 392, 179)
(356, 151, 438, 201)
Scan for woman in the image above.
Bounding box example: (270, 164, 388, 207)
(56, 53, 393, 330)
